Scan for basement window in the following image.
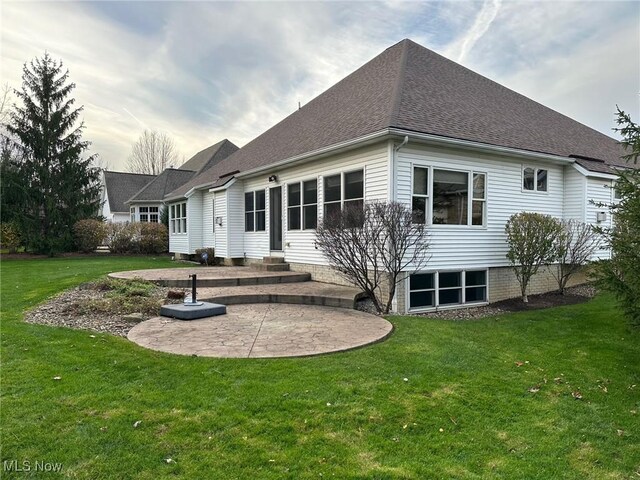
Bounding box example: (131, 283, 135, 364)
(408, 270, 488, 311)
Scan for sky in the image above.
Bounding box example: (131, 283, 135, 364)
(1, 1, 638, 171)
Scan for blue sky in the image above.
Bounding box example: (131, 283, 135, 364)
(1, 1, 638, 171)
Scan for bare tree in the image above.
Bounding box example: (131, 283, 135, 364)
(127, 130, 179, 175)
(505, 212, 562, 302)
(552, 221, 599, 294)
(315, 201, 430, 314)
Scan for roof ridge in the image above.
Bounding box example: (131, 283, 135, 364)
(387, 39, 411, 128)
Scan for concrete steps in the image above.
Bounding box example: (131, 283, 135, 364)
(251, 256, 290, 272)
(198, 282, 363, 309)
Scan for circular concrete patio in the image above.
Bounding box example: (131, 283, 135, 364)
(127, 304, 393, 358)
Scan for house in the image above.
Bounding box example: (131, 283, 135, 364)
(101, 171, 156, 222)
(163, 39, 626, 313)
(101, 139, 238, 223)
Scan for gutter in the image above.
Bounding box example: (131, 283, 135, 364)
(572, 163, 619, 180)
(388, 128, 576, 165)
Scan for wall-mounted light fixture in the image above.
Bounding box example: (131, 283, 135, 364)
(596, 211, 607, 223)
(268, 174, 278, 183)
(215, 216, 223, 226)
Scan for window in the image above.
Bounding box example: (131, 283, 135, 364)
(523, 167, 548, 192)
(170, 202, 187, 234)
(245, 190, 266, 232)
(130, 207, 135, 222)
(409, 270, 487, 310)
(149, 206, 159, 223)
(323, 169, 364, 219)
(412, 167, 428, 224)
(427, 168, 485, 226)
(288, 179, 318, 230)
(139, 206, 149, 222)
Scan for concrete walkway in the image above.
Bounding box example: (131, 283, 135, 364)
(127, 304, 393, 358)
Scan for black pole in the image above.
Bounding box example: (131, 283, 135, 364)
(189, 274, 197, 303)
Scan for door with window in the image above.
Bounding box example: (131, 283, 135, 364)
(269, 187, 282, 251)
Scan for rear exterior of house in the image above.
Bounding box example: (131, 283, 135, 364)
(164, 39, 624, 314)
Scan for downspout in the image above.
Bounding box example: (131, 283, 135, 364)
(390, 135, 409, 202)
(390, 135, 409, 314)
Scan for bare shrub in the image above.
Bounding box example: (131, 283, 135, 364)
(553, 219, 599, 294)
(139, 223, 168, 254)
(315, 201, 430, 314)
(505, 212, 562, 302)
(73, 219, 107, 253)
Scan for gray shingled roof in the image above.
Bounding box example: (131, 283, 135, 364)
(103, 171, 156, 213)
(178, 139, 239, 174)
(126, 168, 197, 204)
(166, 39, 625, 200)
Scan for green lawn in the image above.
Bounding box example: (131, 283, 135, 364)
(1, 256, 639, 479)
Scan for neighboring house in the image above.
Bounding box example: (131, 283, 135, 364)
(101, 139, 239, 223)
(164, 39, 627, 313)
(101, 171, 156, 222)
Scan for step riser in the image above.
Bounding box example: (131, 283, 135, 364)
(200, 294, 355, 309)
(262, 256, 287, 264)
(149, 273, 311, 288)
(252, 263, 290, 272)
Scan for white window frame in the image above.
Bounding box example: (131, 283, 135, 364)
(407, 269, 489, 312)
(522, 166, 548, 193)
(139, 206, 149, 223)
(170, 202, 187, 234)
(149, 206, 159, 223)
(130, 207, 135, 223)
(287, 178, 318, 231)
(411, 165, 486, 227)
(245, 190, 266, 232)
(322, 168, 364, 219)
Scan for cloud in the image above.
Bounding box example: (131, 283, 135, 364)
(1, 1, 637, 171)
(446, 0, 502, 63)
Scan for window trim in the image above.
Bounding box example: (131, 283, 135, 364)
(522, 165, 549, 193)
(407, 269, 489, 312)
(245, 189, 266, 233)
(170, 202, 187, 235)
(322, 168, 365, 219)
(287, 178, 318, 231)
(411, 164, 487, 228)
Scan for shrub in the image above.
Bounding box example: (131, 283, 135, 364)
(107, 223, 139, 254)
(73, 219, 107, 253)
(553, 219, 599, 294)
(139, 223, 168, 254)
(195, 248, 216, 266)
(0, 222, 21, 253)
(505, 212, 562, 302)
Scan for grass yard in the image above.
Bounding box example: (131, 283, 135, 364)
(1, 256, 639, 479)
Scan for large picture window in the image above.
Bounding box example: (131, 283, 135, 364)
(170, 202, 187, 234)
(323, 169, 364, 219)
(288, 179, 318, 230)
(245, 190, 266, 232)
(414, 167, 485, 226)
(409, 270, 487, 310)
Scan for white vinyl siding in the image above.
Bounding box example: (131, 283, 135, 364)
(168, 200, 189, 254)
(213, 192, 228, 257)
(202, 191, 215, 248)
(188, 192, 203, 254)
(586, 177, 614, 260)
(241, 143, 389, 264)
(226, 181, 245, 258)
(563, 165, 586, 221)
(396, 144, 564, 269)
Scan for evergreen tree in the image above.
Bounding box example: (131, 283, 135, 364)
(593, 107, 640, 325)
(5, 53, 101, 254)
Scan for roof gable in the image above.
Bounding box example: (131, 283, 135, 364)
(178, 139, 239, 174)
(103, 171, 156, 213)
(126, 168, 196, 203)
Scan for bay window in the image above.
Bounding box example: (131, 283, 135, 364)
(170, 203, 187, 234)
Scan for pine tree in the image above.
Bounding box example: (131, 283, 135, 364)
(5, 53, 101, 254)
